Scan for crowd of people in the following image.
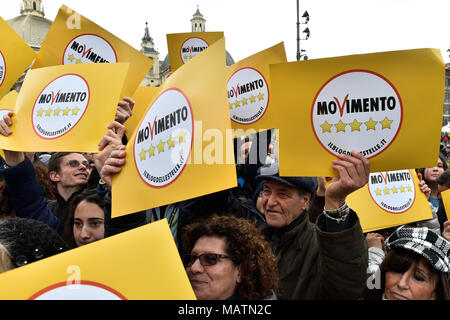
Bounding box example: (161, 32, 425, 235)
(0, 96, 448, 301)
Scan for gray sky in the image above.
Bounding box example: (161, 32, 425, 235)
(2, 0, 450, 64)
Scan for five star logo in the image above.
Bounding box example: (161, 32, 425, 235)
(68, 54, 75, 63)
(312, 71, 402, 159)
(32, 74, 90, 140)
(373, 184, 414, 197)
(138, 132, 189, 162)
(229, 92, 266, 110)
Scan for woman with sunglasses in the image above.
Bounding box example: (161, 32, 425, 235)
(181, 215, 279, 300)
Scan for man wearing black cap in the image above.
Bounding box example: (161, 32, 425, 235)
(258, 151, 369, 299)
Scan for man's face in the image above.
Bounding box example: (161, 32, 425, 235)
(50, 153, 91, 188)
(261, 180, 310, 228)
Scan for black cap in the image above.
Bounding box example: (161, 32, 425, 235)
(256, 162, 318, 195)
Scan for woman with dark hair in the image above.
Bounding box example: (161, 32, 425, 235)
(181, 215, 278, 300)
(416, 153, 449, 234)
(62, 189, 105, 248)
(366, 225, 450, 300)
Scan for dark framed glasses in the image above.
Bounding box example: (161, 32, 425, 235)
(183, 253, 234, 267)
(66, 159, 93, 169)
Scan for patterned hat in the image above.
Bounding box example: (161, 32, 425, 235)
(0, 217, 68, 268)
(385, 226, 450, 277)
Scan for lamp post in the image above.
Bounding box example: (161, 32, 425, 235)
(296, 0, 310, 61)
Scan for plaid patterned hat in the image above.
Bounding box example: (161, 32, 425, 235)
(385, 226, 450, 277)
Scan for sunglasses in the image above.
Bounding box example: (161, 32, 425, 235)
(66, 160, 93, 168)
(183, 253, 234, 267)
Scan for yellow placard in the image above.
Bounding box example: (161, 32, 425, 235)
(0, 16, 36, 100)
(440, 189, 450, 221)
(32, 5, 153, 98)
(0, 63, 129, 152)
(226, 42, 287, 137)
(270, 49, 444, 177)
(346, 169, 433, 233)
(0, 220, 196, 300)
(166, 32, 224, 72)
(126, 86, 159, 138)
(112, 37, 237, 218)
(0, 90, 18, 110)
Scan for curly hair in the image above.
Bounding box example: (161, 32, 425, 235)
(181, 215, 279, 300)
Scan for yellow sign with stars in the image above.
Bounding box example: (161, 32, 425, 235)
(226, 42, 287, 137)
(31, 5, 153, 98)
(0, 62, 129, 152)
(0, 16, 36, 101)
(346, 169, 433, 232)
(166, 32, 224, 72)
(112, 37, 237, 218)
(0, 220, 196, 300)
(269, 49, 444, 177)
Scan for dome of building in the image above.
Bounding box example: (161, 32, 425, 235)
(6, 0, 52, 51)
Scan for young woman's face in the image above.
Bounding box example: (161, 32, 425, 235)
(384, 258, 438, 300)
(73, 200, 105, 247)
(424, 158, 445, 184)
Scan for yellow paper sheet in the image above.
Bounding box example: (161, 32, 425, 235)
(440, 189, 450, 221)
(112, 37, 237, 218)
(0, 16, 36, 100)
(166, 32, 224, 72)
(126, 86, 159, 138)
(0, 220, 196, 300)
(269, 49, 444, 177)
(226, 42, 286, 137)
(32, 5, 152, 98)
(0, 63, 129, 152)
(346, 169, 433, 233)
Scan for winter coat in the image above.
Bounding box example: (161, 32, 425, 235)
(263, 209, 368, 300)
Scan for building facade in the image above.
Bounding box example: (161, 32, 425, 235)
(444, 64, 450, 126)
(140, 6, 235, 87)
